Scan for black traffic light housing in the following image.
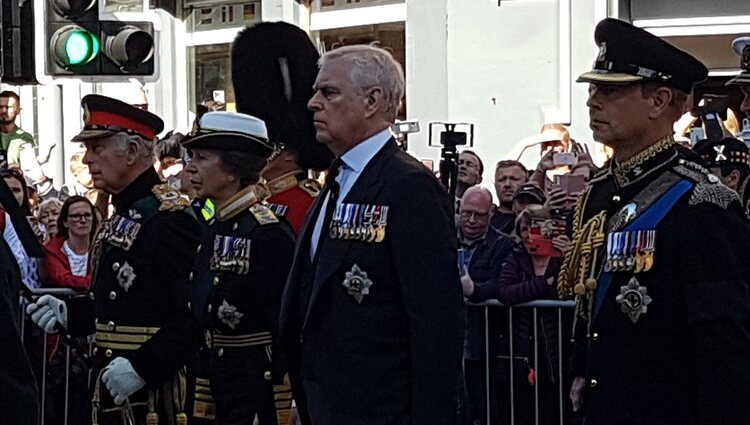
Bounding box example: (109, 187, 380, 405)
(100, 21, 154, 74)
(2, 0, 37, 84)
(40, 0, 156, 80)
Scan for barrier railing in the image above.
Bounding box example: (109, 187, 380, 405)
(466, 300, 576, 425)
(21, 292, 575, 425)
(20, 288, 90, 425)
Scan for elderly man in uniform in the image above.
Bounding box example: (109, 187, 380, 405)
(279, 45, 464, 425)
(232, 21, 332, 235)
(560, 19, 750, 425)
(26, 94, 201, 424)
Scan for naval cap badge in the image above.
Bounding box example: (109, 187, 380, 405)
(343, 264, 374, 304)
(615, 276, 652, 323)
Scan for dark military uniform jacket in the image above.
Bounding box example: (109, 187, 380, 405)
(0, 237, 38, 425)
(66, 168, 201, 391)
(128, 185, 295, 418)
(562, 138, 750, 425)
(266, 170, 320, 234)
(738, 174, 750, 221)
(280, 138, 464, 425)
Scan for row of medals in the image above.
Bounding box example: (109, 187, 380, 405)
(329, 203, 389, 242)
(603, 229, 656, 273)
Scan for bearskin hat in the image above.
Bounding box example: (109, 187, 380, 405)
(231, 21, 333, 171)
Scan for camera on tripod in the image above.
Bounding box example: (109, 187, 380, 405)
(428, 122, 475, 212)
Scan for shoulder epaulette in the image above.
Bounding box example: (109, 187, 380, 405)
(249, 203, 279, 225)
(152, 183, 191, 212)
(216, 184, 268, 222)
(673, 159, 739, 209)
(298, 178, 321, 197)
(267, 202, 289, 217)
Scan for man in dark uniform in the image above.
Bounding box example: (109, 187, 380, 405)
(560, 19, 750, 425)
(90, 111, 296, 425)
(231, 22, 333, 235)
(726, 36, 750, 217)
(279, 44, 464, 425)
(26, 94, 201, 425)
(0, 177, 39, 425)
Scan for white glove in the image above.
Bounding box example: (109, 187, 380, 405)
(102, 357, 146, 405)
(26, 295, 67, 333)
(570, 375, 586, 412)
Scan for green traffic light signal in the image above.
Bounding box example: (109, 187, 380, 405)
(65, 30, 99, 65)
(50, 25, 100, 68)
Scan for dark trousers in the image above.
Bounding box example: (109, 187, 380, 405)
(464, 358, 503, 425)
(208, 347, 276, 425)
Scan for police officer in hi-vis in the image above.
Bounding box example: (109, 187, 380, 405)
(27, 94, 201, 425)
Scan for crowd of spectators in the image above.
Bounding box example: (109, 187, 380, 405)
(454, 123, 594, 425)
(0, 119, 590, 425)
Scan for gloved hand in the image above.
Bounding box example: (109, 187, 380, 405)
(26, 295, 67, 333)
(102, 357, 146, 405)
(570, 375, 586, 412)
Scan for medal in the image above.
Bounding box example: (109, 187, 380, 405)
(615, 276, 652, 323)
(643, 231, 656, 272)
(342, 263, 374, 304)
(329, 203, 389, 242)
(375, 226, 385, 242)
(604, 232, 615, 272)
(634, 231, 645, 273)
(116, 261, 136, 292)
(210, 235, 251, 274)
(625, 232, 635, 271)
(217, 300, 244, 329)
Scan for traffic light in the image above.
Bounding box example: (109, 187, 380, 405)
(37, 0, 156, 81)
(2, 0, 37, 84)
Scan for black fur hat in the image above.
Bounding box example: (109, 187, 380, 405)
(231, 21, 333, 171)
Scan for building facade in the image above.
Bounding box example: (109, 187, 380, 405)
(2, 0, 749, 190)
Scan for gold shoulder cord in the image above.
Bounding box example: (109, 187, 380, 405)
(558, 187, 607, 338)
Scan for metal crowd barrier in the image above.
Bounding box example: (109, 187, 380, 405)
(467, 300, 576, 425)
(19, 288, 90, 425)
(19, 291, 575, 425)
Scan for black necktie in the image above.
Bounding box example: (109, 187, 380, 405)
(321, 158, 343, 233)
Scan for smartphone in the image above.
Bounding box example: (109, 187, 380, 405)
(552, 152, 577, 166)
(553, 174, 586, 195)
(527, 217, 567, 257)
